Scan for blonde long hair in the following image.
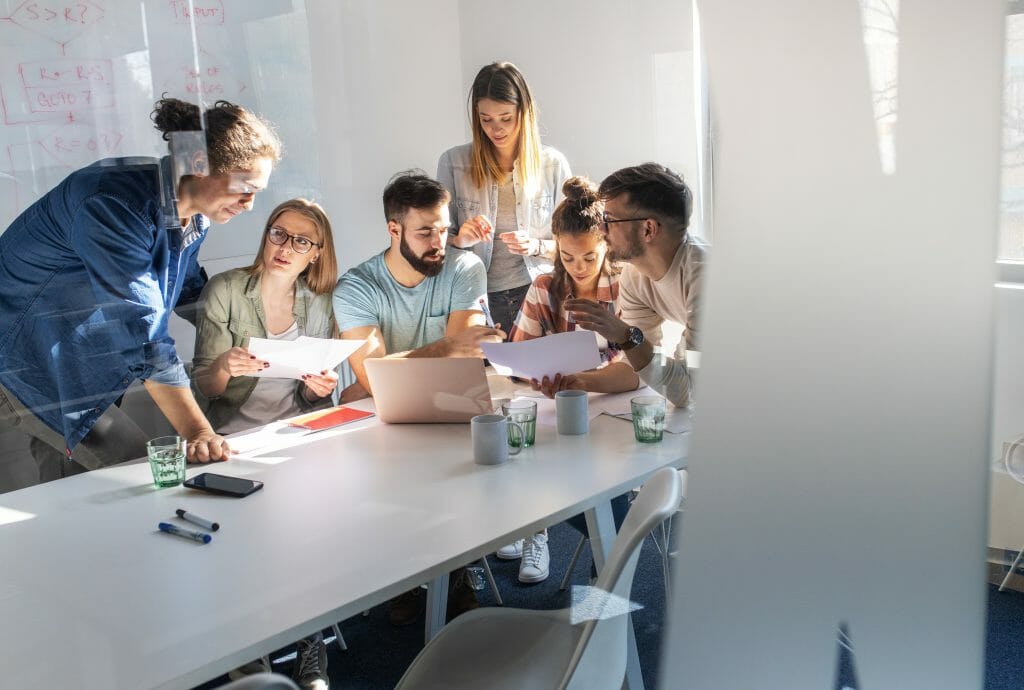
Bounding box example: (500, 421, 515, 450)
(247, 198, 338, 295)
(468, 62, 542, 190)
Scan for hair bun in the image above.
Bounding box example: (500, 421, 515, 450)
(561, 176, 598, 204)
(151, 97, 202, 141)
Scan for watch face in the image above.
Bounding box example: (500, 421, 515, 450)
(628, 327, 644, 345)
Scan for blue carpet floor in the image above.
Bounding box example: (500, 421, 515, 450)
(195, 523, 1024, 689)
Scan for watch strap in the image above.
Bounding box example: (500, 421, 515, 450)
(619, 326, 643, 351)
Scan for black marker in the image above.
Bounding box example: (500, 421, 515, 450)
(176, 508, 220, 532)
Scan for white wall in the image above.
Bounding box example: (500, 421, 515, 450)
(304, 0, 466, 273)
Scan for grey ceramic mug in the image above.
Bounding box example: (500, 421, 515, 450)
(472, 414, 525, 465)
(555, 390, 589, 435)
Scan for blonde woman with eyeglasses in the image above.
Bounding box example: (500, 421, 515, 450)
(192, 198, 341, 435)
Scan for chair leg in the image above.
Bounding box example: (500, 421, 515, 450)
(560, 535, 588, 591)
(659, 521, 672, 607)
(331, 623, 348, 651)
(480, 556, 503, 606)
(1000, 544, 1024, 592)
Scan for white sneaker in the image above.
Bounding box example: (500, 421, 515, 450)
(496, 539, 524, 560)
(518, 532, 550, 583)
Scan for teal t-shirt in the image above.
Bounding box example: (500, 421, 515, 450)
(333, 249, 487, 354)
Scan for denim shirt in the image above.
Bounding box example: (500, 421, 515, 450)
(436, 143, 571, 281)
(0, 156, 208, 451)
(192, 269, 337, 431)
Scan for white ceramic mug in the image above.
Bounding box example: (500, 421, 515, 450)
(555, 390, 589, 435)
(472, 414, 525, 465)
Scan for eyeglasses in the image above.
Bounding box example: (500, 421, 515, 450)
(601, 212, 649, 234)
(266, 226, 321, 254)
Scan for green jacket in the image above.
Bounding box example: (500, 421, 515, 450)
(192, 268, 337, 432)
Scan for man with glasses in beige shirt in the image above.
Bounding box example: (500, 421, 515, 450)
(565, 163, 705, 408)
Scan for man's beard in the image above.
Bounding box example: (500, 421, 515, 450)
(401, 232, 445, 277)
(605, 226, 644, 262)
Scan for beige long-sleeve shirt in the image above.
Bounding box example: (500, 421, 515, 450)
(617, 237, 706, 407)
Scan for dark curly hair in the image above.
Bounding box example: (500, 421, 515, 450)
(151, 97, 281, 175)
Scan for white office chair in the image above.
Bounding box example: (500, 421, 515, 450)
(560, 470, 687, 606)
(394, 466, 683, 690)
(1000, 436, 1024, 591)
(219, 672, 300, 689)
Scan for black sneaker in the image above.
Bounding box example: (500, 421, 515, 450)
(227, 658, 270, 680)
(293, 633, 328, 690)
(446, 568, 480, 622)
(388, 586, 425, 626)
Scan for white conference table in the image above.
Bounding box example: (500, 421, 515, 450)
(0, 395, 688, 689)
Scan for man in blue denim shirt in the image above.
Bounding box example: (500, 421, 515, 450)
(0, 98, 281, 486)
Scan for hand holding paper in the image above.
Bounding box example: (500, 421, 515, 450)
(480, 330, 602, 382)
(246, 336, 365, 380)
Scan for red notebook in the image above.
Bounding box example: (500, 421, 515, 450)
(287, 405, 374, 431)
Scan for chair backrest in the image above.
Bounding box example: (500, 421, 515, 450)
(218, 672, 300, 690)
(558, 466, 684, 690)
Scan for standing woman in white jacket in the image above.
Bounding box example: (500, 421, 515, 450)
(437, 61, 571, 337)
(438, 61, 570, 582)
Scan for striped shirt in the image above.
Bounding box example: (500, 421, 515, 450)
(509, 270, 624, 364)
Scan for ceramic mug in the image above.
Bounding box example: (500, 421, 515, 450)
(472, 414, 525, 465)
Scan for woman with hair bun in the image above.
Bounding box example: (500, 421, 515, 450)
(510, 175, 640, 395)
(0, 97, 281, 488)
(437, 61, 571, 334)
(497, 176, 640, 585)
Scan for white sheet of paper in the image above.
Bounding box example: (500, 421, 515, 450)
(226, 421, 312, 456)
(480, 330, 602, 382)
(606, 408, 692, 434)
(247, 337, 365, 380)
(590, 386, 660, 416)
(592, 386, 692, 434)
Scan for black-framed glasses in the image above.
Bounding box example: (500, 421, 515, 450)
(601, 212, 648, 234)
(267, 226, 321, 254)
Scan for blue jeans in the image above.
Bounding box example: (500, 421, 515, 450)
(566, 492, 631, 539)
(487, 284, 530, 338)
(0, 382, 148, 488)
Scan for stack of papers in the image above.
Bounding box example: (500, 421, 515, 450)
(247, 337, 365, 380)
(593, 387, 693, 434)
(480, 331, 602, 381)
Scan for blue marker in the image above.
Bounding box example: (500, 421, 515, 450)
(478, 298, 495, 328)
(158, 522, 212, 544)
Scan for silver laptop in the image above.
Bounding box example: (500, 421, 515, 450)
(364, 357, 494, 423)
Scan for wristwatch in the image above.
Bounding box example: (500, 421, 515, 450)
(617, 326, 645, 351)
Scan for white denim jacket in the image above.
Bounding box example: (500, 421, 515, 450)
(437, 143, 571, 281)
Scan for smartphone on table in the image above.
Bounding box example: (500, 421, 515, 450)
(183, 472, 263, 498)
